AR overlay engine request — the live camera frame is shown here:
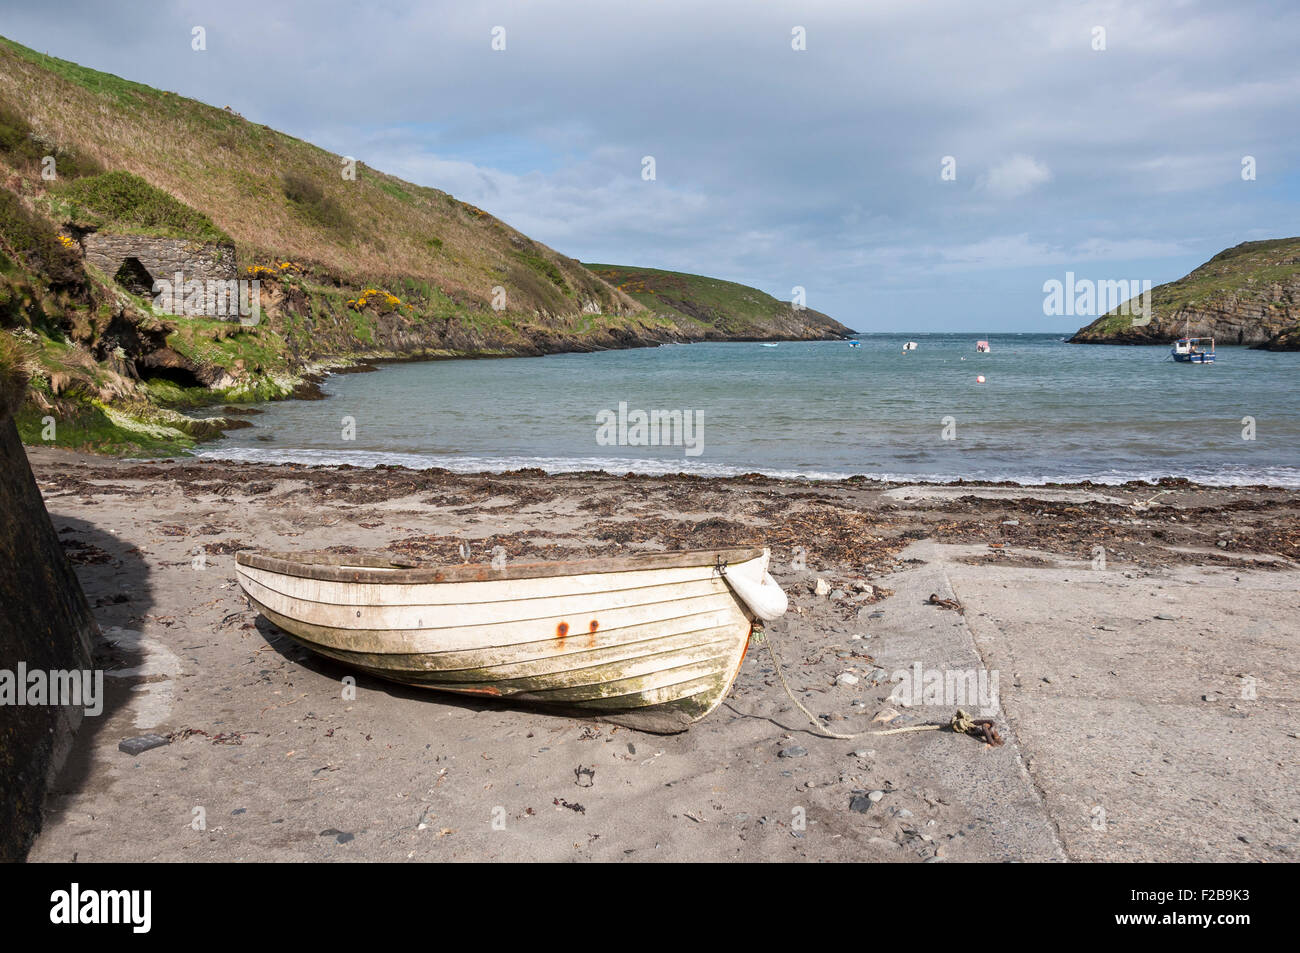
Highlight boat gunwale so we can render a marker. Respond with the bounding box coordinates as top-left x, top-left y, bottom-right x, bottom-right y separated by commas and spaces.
235, 546, 766, 585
